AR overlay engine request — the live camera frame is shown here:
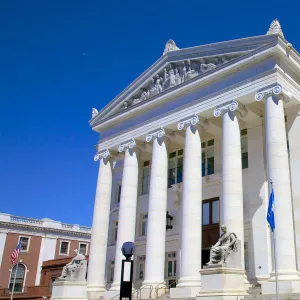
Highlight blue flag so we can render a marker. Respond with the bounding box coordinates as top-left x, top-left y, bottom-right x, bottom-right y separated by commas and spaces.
267, 188, 275, 231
